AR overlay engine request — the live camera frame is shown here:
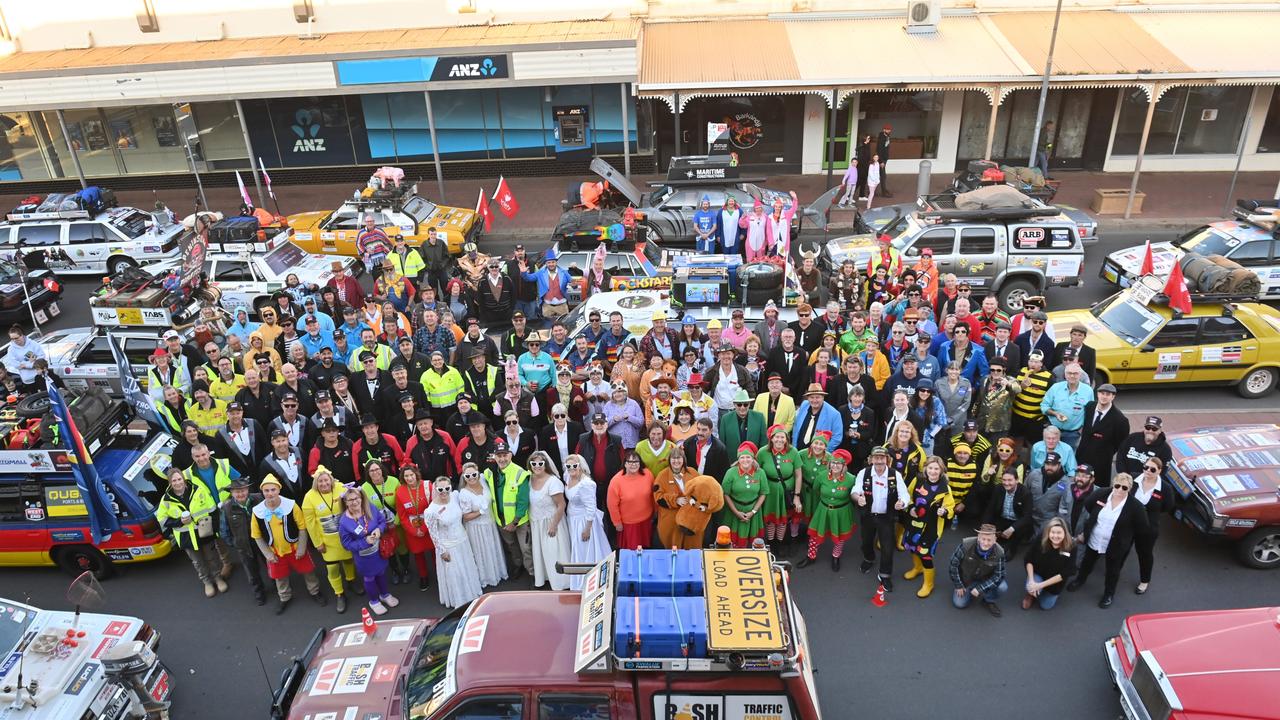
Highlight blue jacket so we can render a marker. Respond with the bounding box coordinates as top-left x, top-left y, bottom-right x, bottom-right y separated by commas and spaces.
521, 266, 572, 302
938, 341, 990, 385
227, 306, 259, 345
298, 331, 337, 358
339, 320, 373, 341
791, 401, 843, 452
296, 310, 335, 334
